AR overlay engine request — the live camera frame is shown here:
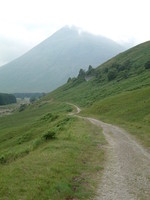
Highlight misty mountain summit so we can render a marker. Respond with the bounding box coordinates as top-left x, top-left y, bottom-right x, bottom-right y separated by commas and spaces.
0, 26, 125, 92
